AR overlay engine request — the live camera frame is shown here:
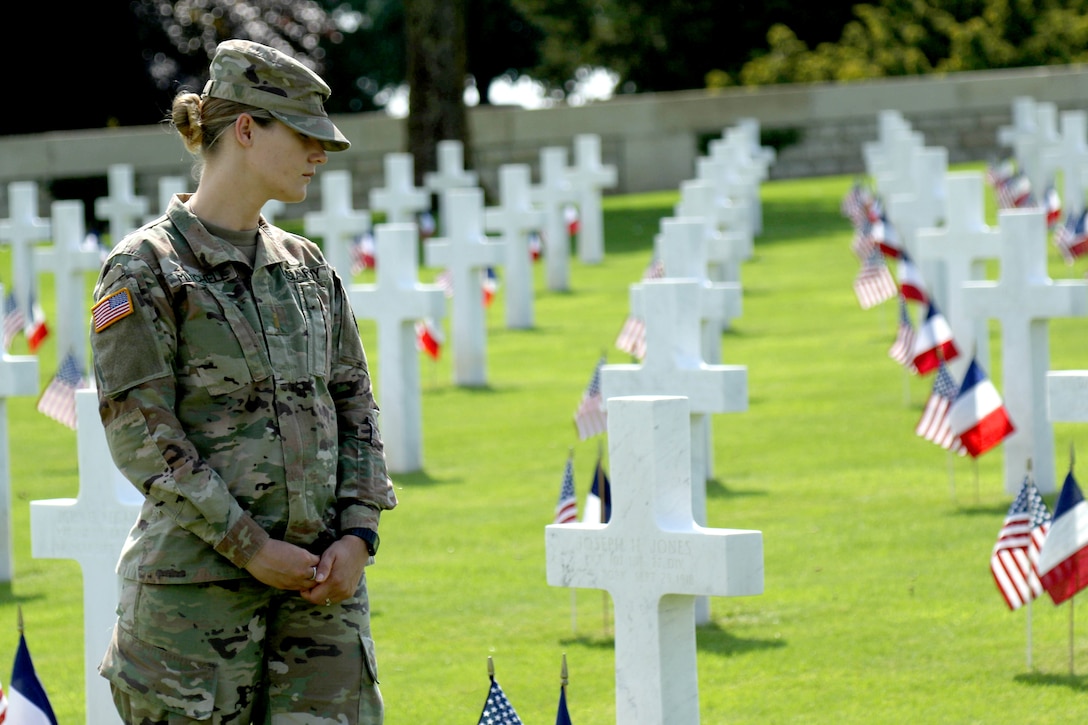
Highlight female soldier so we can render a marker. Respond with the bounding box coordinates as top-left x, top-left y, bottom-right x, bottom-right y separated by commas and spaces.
91, 39, 397, 724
